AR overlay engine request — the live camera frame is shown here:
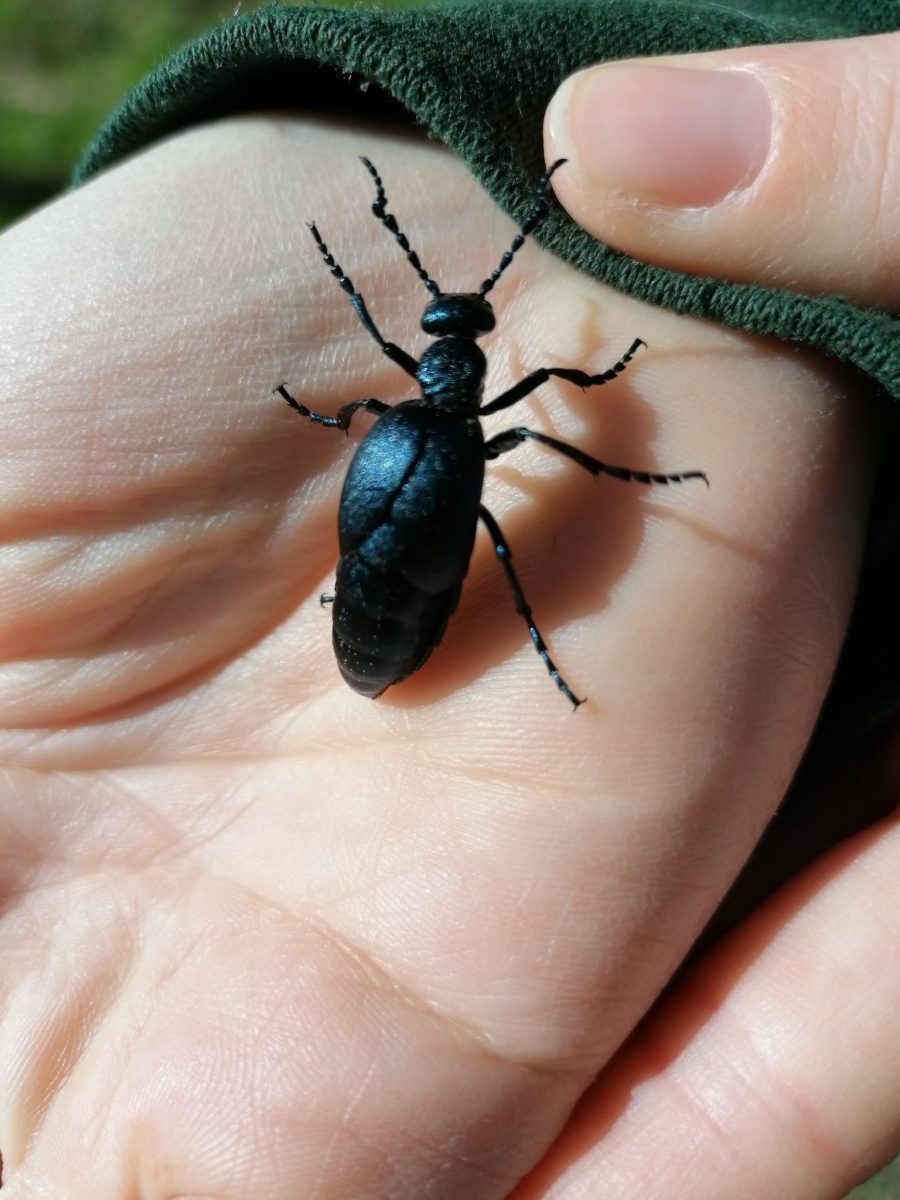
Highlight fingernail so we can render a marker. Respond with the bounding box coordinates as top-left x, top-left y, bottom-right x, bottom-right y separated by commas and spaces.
548, 64, 771, 207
